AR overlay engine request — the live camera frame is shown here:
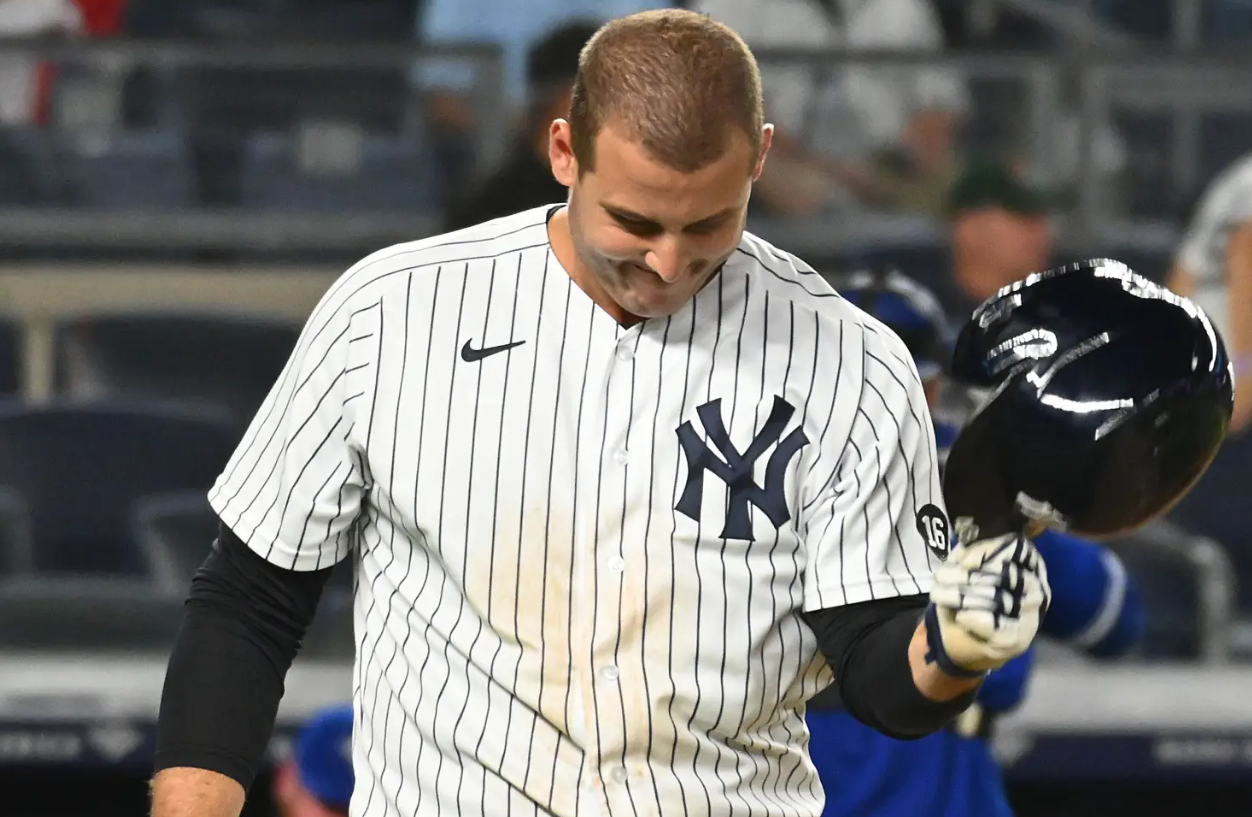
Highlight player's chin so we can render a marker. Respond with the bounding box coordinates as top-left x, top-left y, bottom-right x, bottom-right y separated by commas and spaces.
619, 287, 687, 319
